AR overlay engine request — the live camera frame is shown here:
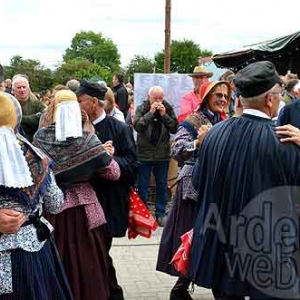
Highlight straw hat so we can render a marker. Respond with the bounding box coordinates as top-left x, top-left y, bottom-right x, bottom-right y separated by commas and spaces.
189, 66, 213, 78
200, 81, 232, 103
